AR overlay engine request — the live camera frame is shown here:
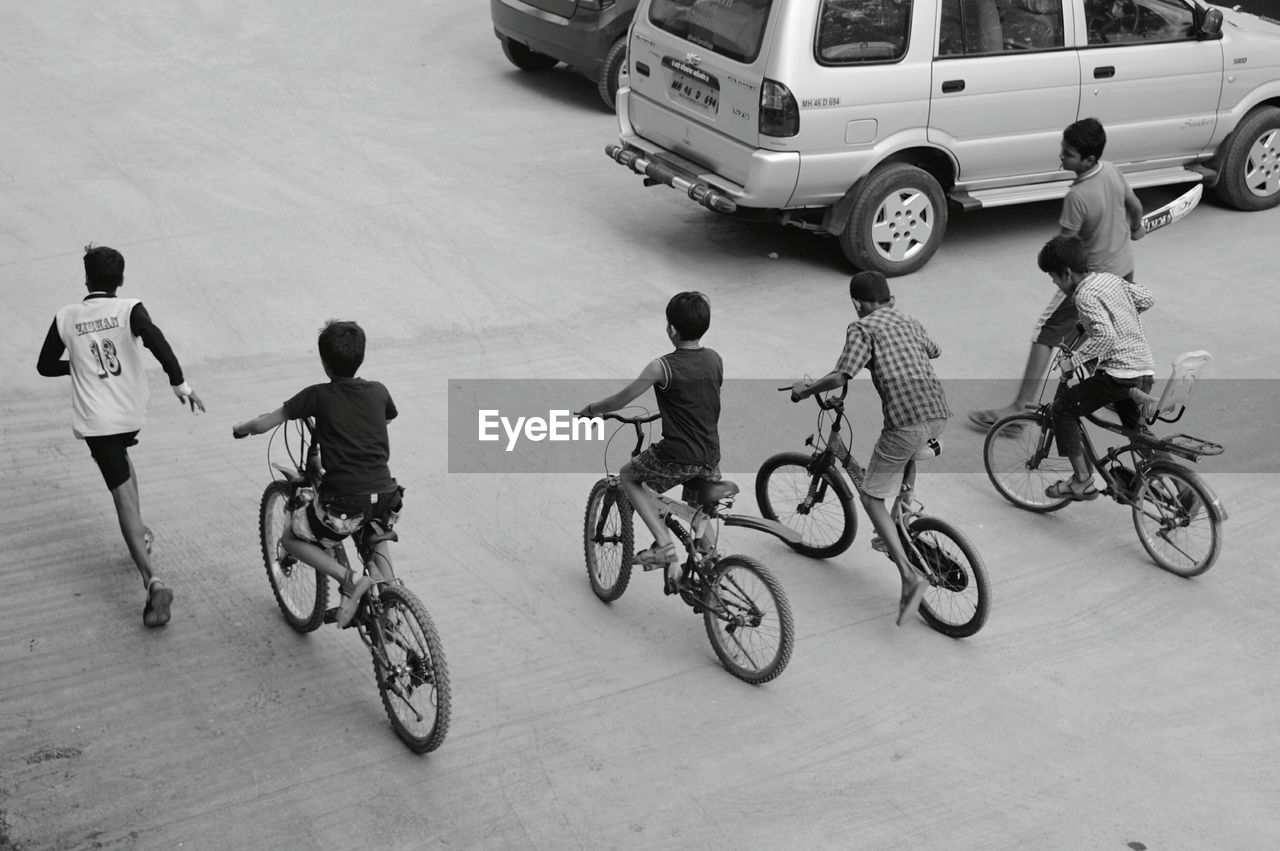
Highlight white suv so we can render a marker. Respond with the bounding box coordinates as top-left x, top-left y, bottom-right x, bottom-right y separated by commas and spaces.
607, 0, 1280, 275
